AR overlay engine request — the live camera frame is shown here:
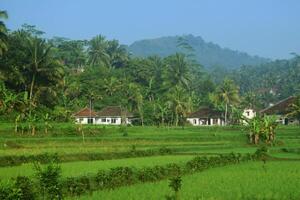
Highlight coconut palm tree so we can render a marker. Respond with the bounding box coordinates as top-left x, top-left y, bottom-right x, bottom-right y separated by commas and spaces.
88, 35, 110, 67
212, 78, 240, 125
0, 10, 8, 56
25, 37, 64, 113
164, 53, 190, 89
167, 85, 190, 126
106, 40, 128, 68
